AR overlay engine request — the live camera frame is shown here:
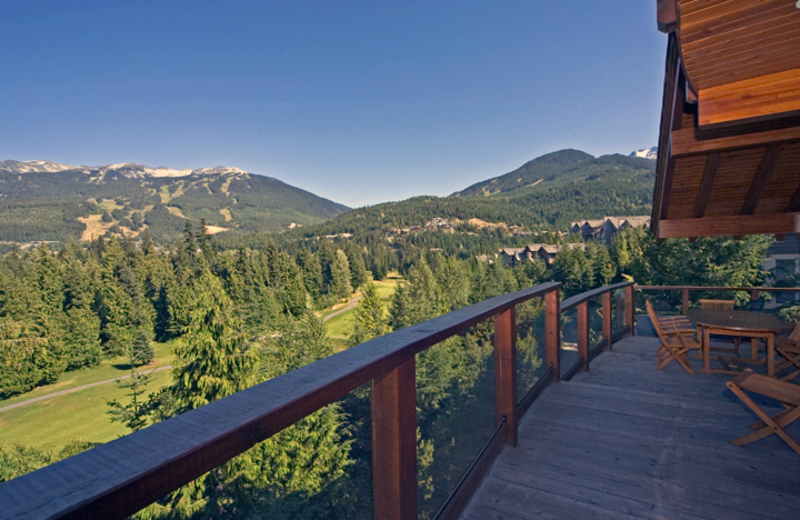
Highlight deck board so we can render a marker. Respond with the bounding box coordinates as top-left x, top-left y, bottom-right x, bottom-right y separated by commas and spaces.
460, 336, 800, 520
